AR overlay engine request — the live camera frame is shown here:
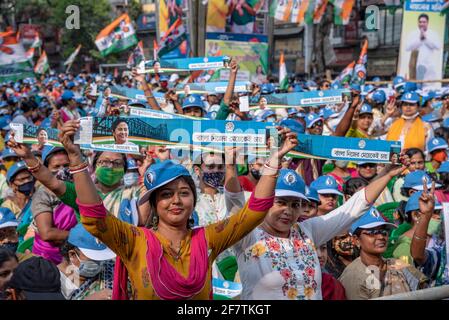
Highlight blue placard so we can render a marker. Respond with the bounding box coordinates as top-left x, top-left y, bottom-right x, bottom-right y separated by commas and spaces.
139, 56, 228, 73
405, 0, 446, 12
175, 81, 251, 95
